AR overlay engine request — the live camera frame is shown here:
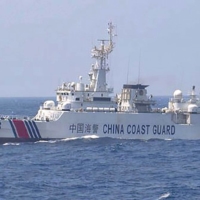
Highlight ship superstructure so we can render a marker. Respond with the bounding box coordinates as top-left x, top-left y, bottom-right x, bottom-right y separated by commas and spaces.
118, 84, 155, 113
34, 22, 155, 121
49, 22, 117, 113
